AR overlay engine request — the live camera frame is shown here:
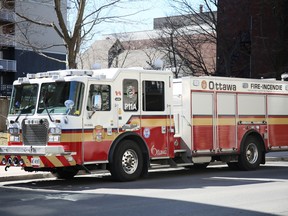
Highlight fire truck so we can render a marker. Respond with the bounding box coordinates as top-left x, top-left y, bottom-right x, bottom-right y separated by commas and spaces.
1, 68, 288, 181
